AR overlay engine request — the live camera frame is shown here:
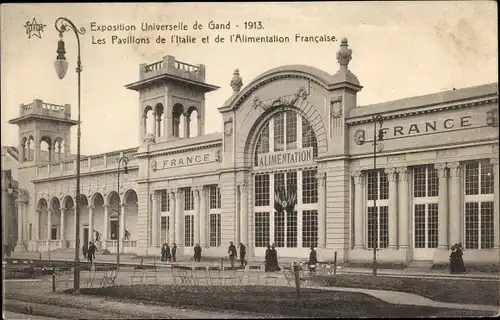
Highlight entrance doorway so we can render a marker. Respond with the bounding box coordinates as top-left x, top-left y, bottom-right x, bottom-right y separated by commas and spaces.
83, 227, 89, 246
413, 203, 438, 260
